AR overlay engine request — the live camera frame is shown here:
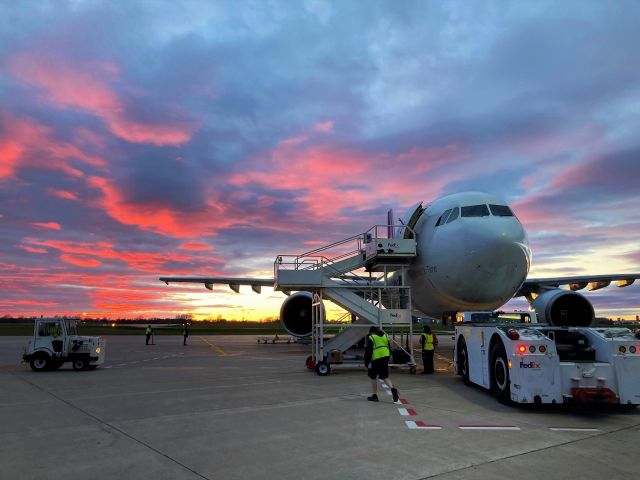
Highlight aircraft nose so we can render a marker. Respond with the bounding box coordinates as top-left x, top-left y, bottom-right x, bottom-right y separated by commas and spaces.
452, 219, 530, 305
469, 219, 531, 303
